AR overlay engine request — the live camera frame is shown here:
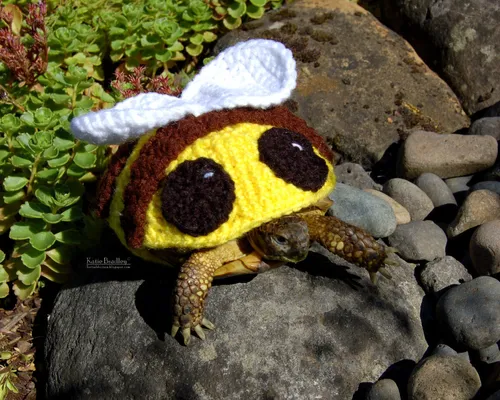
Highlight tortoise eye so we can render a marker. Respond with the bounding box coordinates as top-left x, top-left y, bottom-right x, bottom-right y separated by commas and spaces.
258, 128, 328, 192
161, 158, 235, 236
